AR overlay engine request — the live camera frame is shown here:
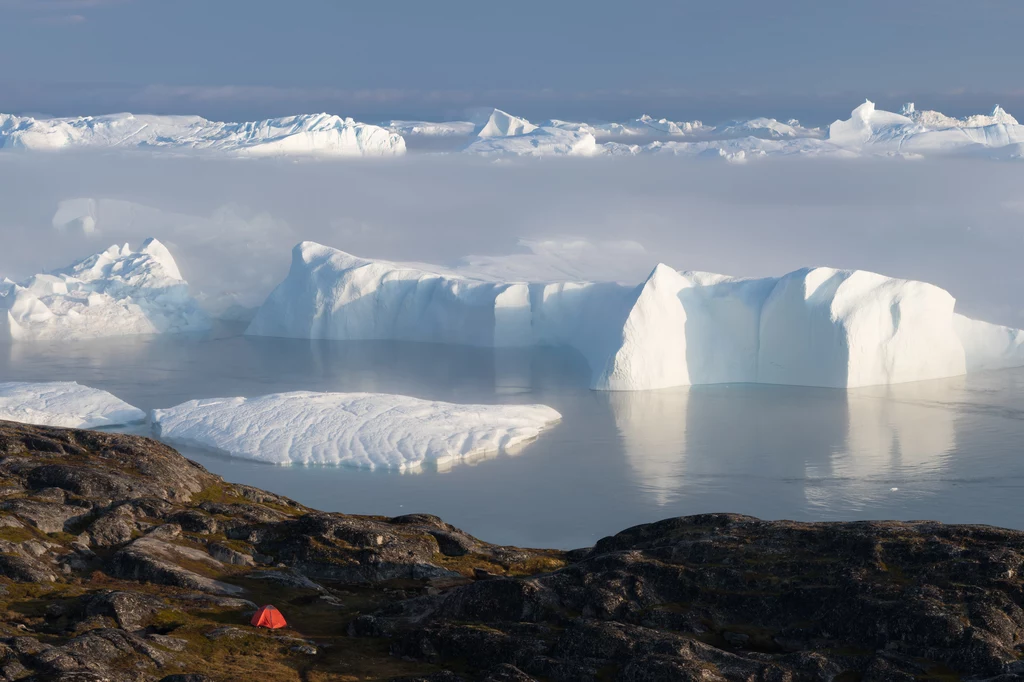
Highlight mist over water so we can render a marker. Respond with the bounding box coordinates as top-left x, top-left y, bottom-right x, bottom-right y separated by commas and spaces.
2, 153, 1024, 326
